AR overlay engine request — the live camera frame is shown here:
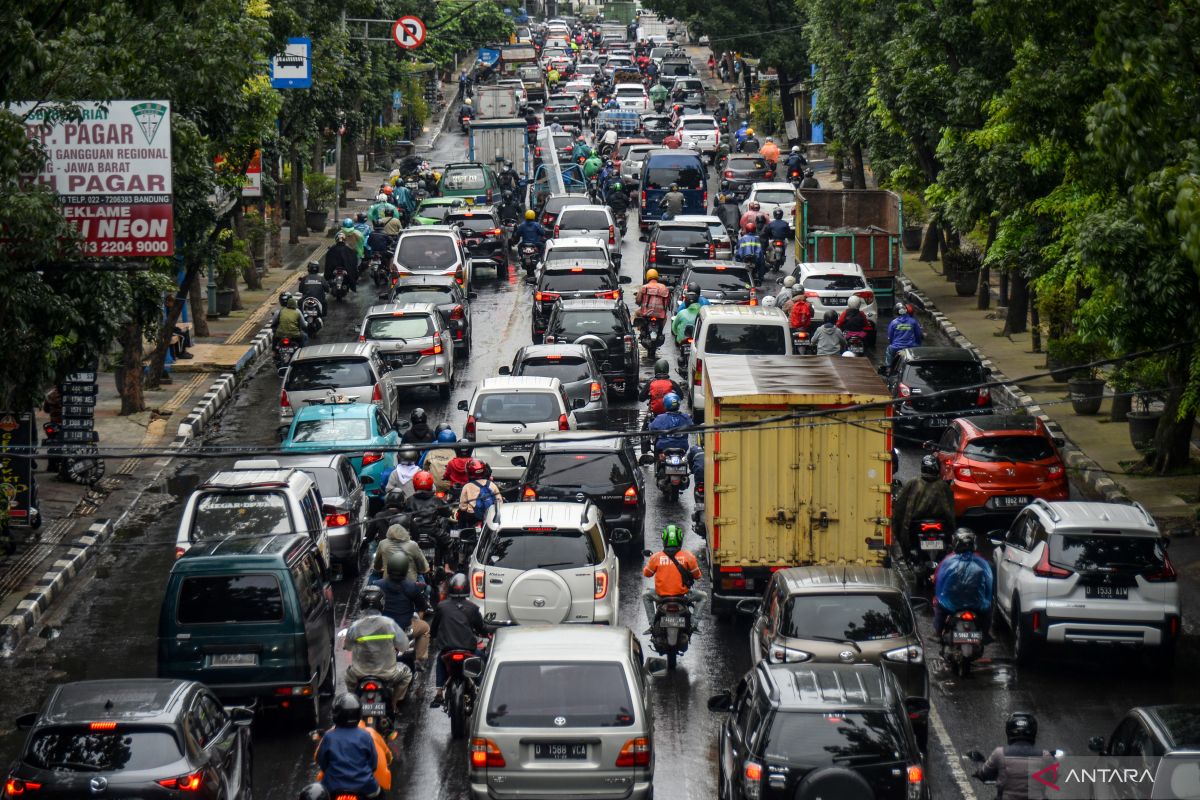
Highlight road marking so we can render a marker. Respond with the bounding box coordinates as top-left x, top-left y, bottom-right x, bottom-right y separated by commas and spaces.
930, 701, 979, 800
